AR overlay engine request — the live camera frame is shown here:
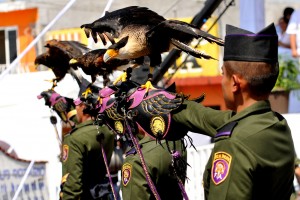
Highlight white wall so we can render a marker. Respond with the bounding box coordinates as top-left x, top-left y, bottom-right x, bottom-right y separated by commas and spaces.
0, 71, 80, 200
